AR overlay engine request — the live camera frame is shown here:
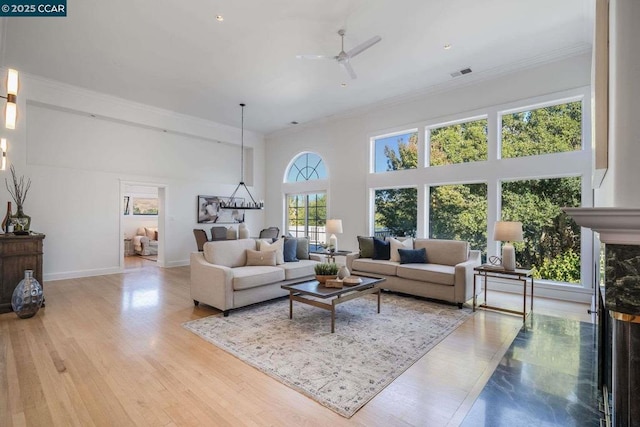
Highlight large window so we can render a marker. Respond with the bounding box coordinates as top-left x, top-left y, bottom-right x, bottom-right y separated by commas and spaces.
429, 118, 488, 166
374, 187, 417, 238
373, 131, 418, 173
429, 183, 487, 261
501, 101, 582, 159
287, 193, 327, 245
501, 177, 581, 283
367, 88, 591, 293
285, 153, 329, 245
